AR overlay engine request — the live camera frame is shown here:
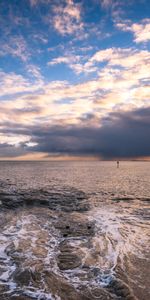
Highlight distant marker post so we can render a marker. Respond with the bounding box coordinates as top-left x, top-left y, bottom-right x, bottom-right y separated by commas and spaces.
117, 161, 119, 168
